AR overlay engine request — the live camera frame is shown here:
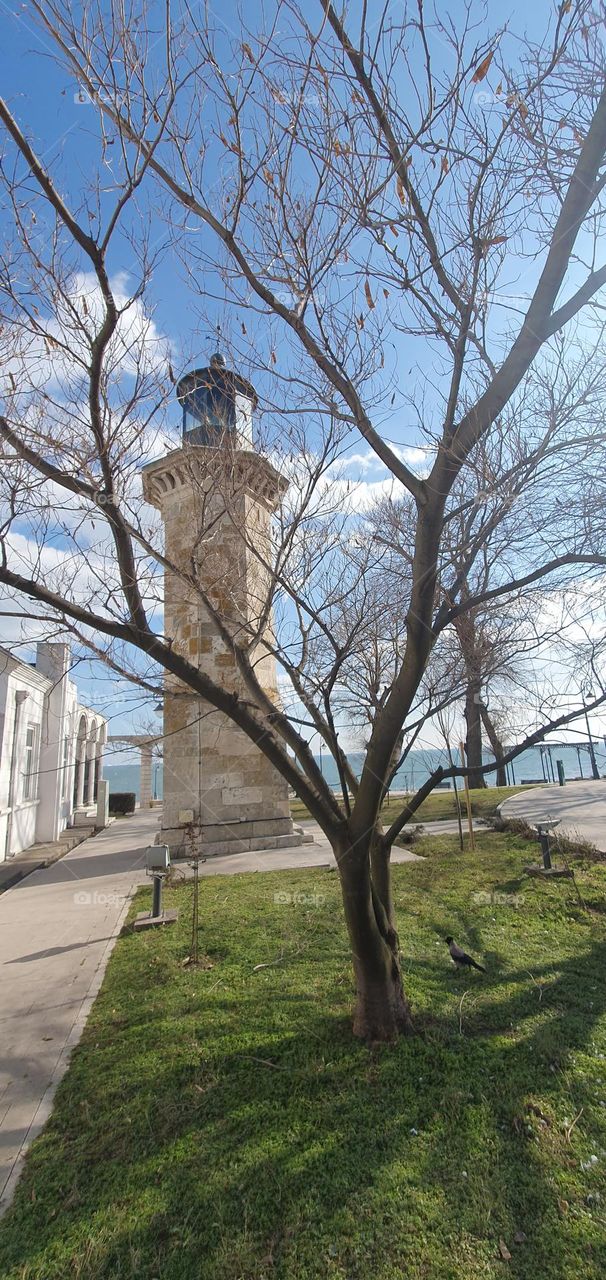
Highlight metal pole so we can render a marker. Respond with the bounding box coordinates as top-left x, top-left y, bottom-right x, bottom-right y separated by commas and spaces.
151, 874, 162, 918
583, 699, 600, 780
538, 827, 552, 870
